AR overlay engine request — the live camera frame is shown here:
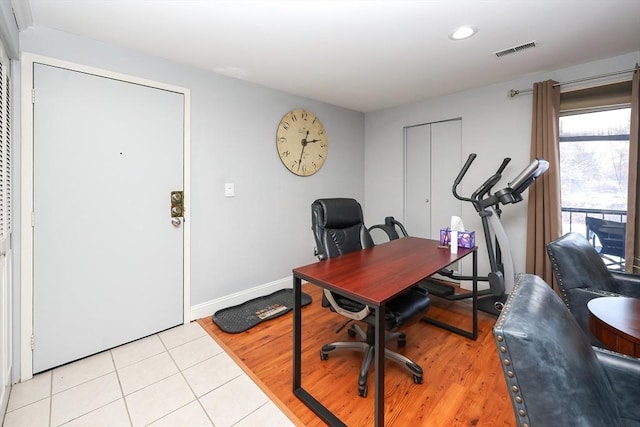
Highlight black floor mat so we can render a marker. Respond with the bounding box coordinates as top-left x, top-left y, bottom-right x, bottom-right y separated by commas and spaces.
212, 288, 312, 334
